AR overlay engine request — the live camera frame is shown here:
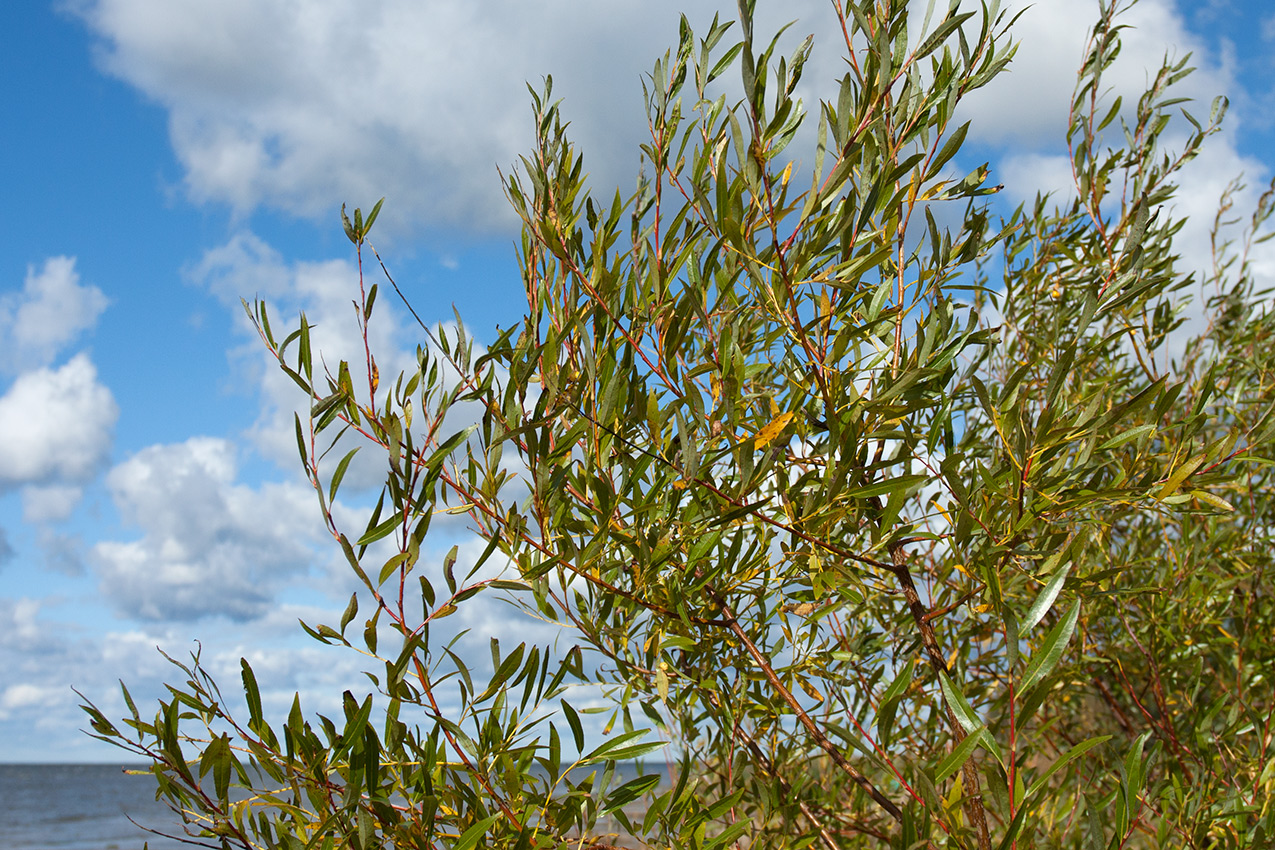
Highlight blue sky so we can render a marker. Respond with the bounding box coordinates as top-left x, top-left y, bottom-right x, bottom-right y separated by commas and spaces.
1, 0, 1272, 763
